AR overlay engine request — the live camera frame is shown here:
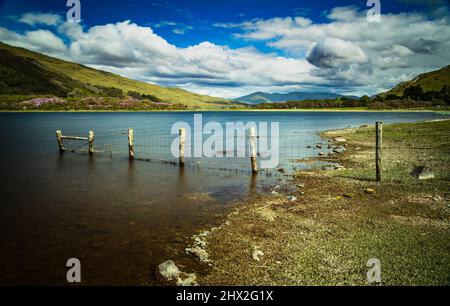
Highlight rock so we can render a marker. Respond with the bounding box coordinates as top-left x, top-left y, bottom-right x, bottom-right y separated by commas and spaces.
186, 246, 209, 262
271, 190, 280, 196
365, 188, 375, 194
297, 183, 305, 188
411, 166, 435, 180
156, 260, 180, 281
334, 165, 345, 170
334, 137, 347, 143
316, 144, 322, 149
194, 236, 207, 248
198, 230, 210, 238
306, 145, 312, 149
176, 272, 198, 286
318, 151, 324, 156
287, 195, 297, 202
333, 147, 346, 154
327, 144, 333, 149
252, 248, 264, 261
